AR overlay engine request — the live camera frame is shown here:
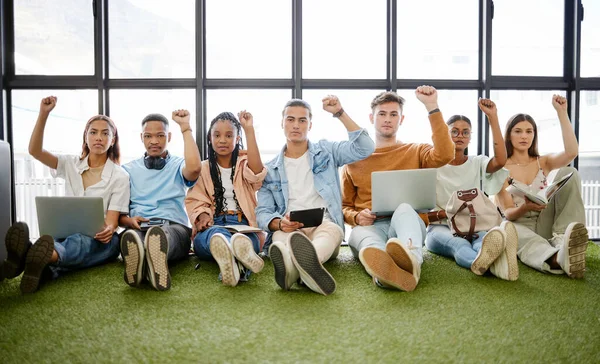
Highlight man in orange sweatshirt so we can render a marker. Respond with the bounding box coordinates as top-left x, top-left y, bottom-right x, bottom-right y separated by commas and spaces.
341, 86, 454, 291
